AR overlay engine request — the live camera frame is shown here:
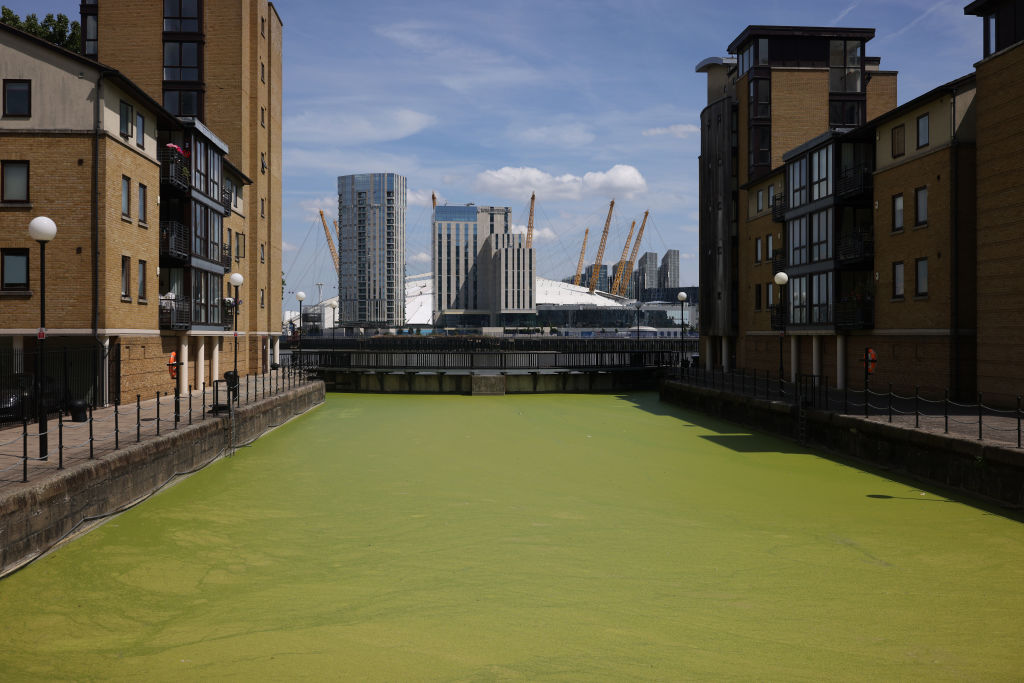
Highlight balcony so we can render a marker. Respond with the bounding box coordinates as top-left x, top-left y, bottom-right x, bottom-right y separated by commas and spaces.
837, 231, 874, 265
837, 164, 872, 198
769, 304, 786, 331
221, 243, 232, 270
159, 221, 190, 261
159, 296, 191, 330
771, 194, 787, 222
771, 249, 785, 276
834, 299, 875, 330
220, 187, 232, 216
159, 148, 190, 192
